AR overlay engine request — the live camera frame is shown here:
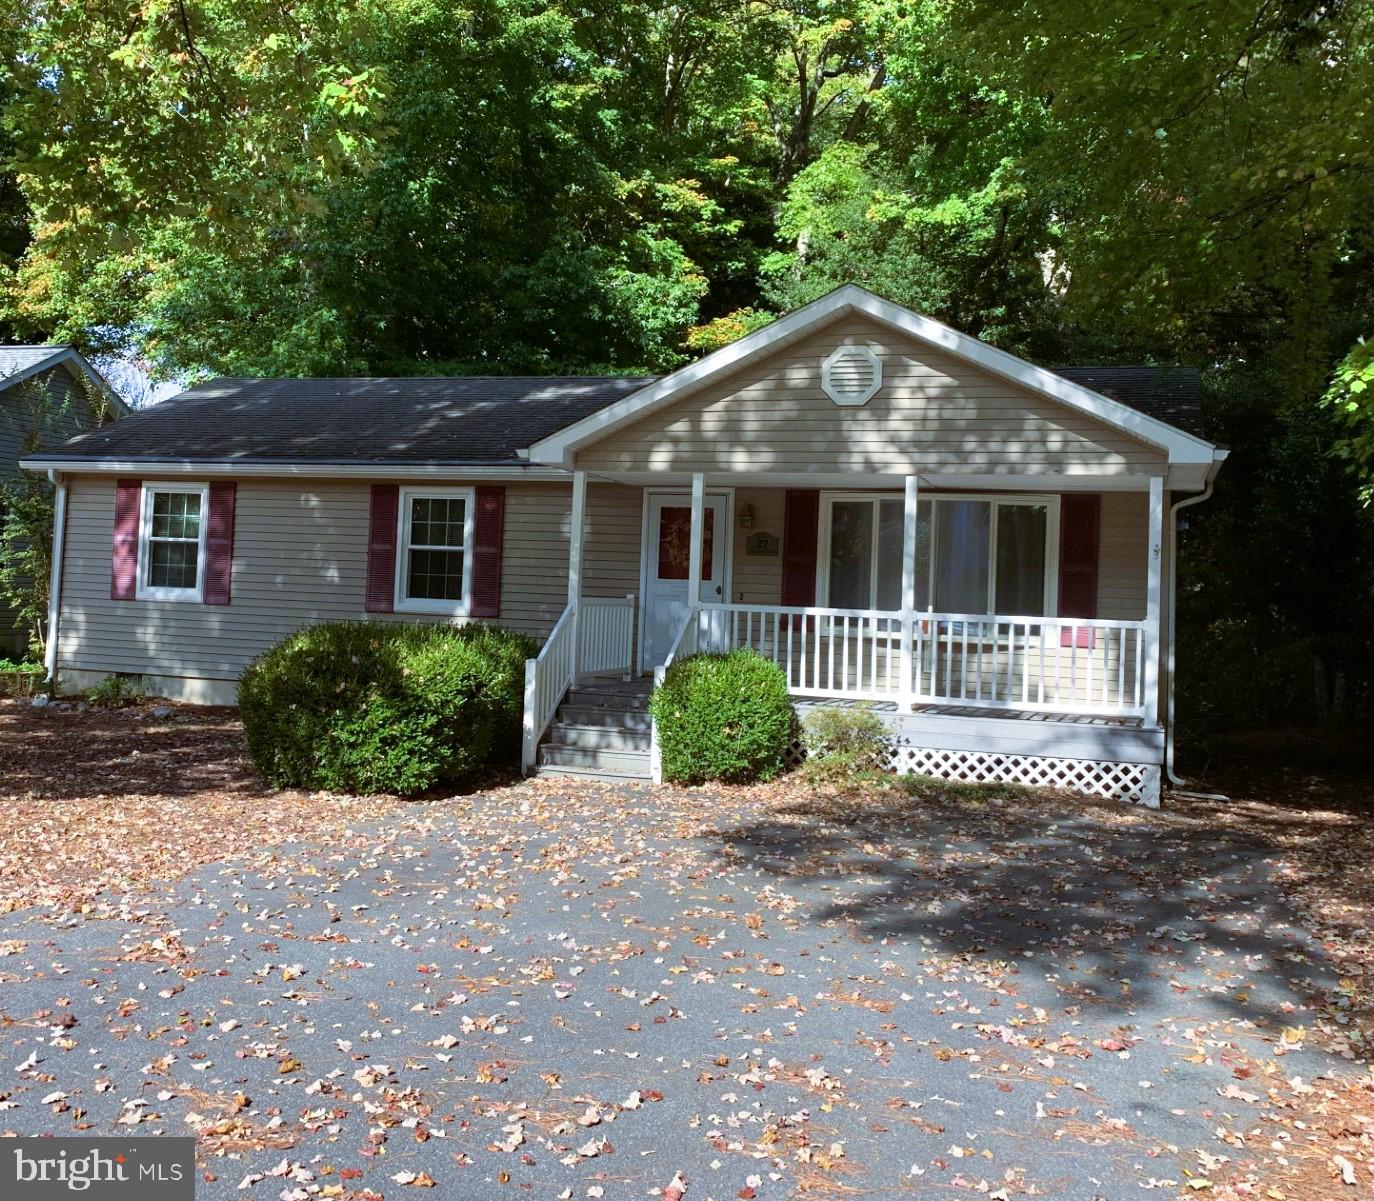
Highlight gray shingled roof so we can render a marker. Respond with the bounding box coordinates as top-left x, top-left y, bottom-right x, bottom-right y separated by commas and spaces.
1056, 366, 1203, 437
26, 364, 1203, 465
0, 345, 71, 382
34, 376, 655, 465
